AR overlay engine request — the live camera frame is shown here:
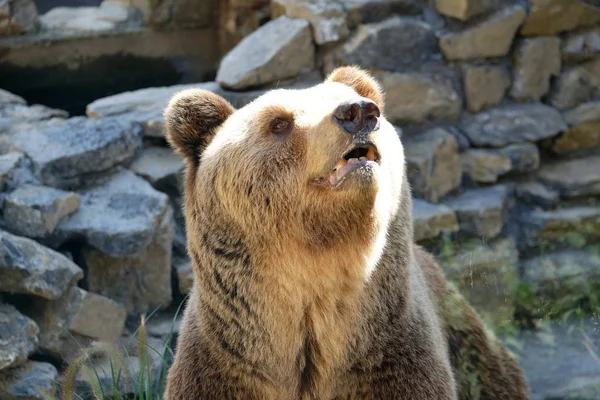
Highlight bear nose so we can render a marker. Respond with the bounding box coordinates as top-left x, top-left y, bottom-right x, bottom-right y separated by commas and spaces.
332, 99, 380, 135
